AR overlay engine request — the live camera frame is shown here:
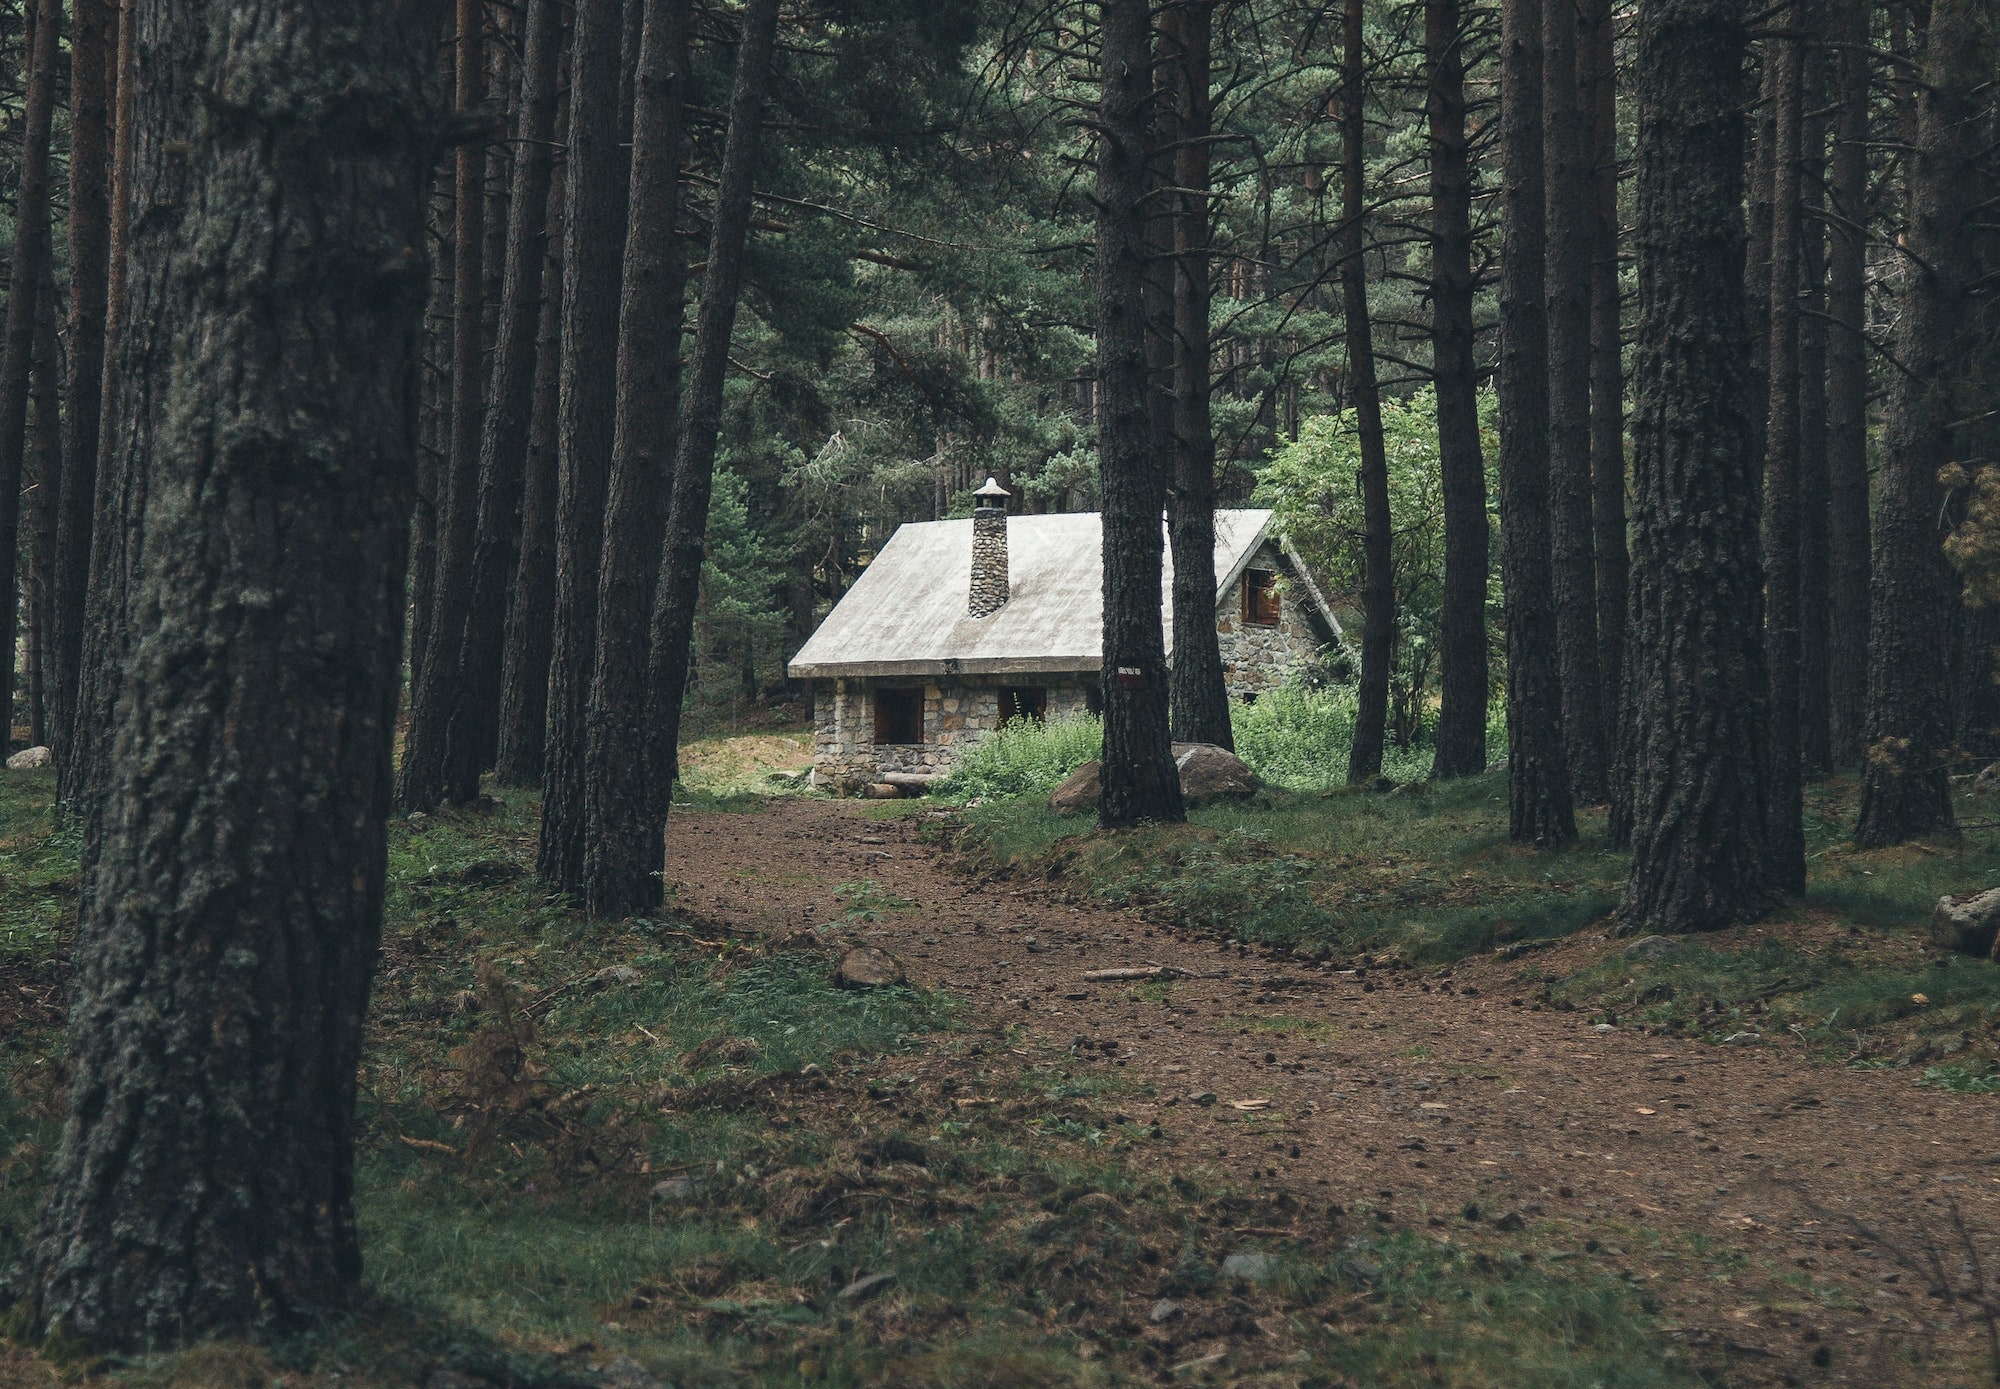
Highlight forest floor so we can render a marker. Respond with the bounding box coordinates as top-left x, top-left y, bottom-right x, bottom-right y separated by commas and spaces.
3, 756, 1999, 1388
